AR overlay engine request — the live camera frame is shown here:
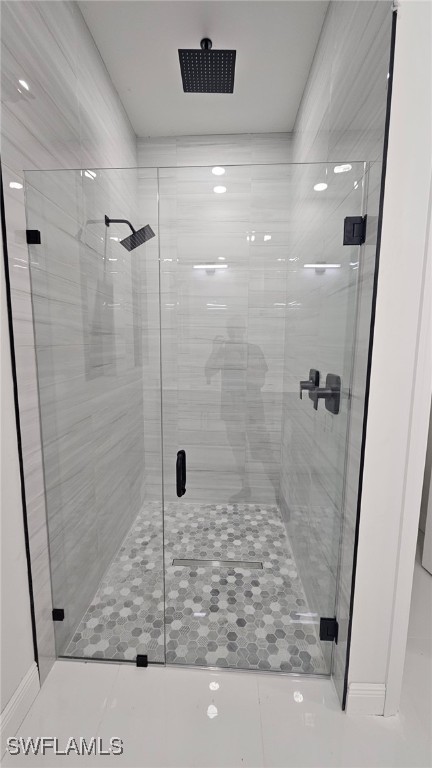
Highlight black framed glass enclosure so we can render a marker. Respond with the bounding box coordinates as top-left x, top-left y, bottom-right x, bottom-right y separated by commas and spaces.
25, 161, 367, 674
